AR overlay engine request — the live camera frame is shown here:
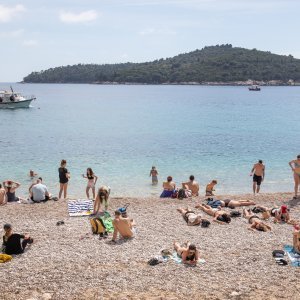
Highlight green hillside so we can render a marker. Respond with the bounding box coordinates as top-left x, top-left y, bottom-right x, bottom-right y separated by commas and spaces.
23, 44, 300, 84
